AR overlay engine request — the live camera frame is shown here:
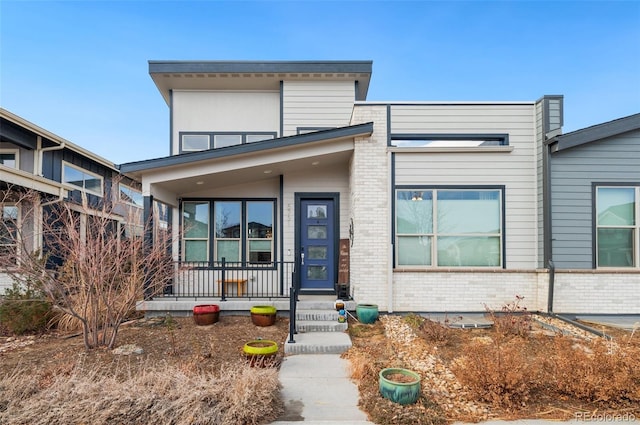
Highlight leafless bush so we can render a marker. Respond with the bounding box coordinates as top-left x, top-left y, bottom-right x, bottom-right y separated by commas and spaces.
0, 362, 282, 425
547, 336, 640, 406
451, 338, 543, 409
486, 295, 532, 338
0, 185, 173, 349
